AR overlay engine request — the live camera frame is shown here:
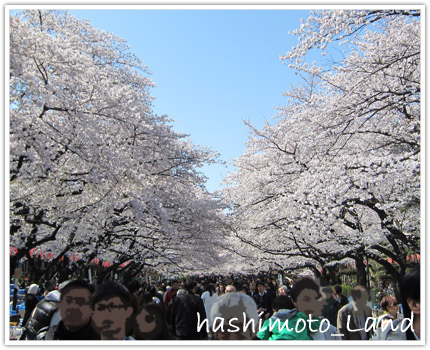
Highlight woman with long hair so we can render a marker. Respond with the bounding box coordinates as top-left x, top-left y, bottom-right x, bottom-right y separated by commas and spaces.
201, 284, 218, 324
